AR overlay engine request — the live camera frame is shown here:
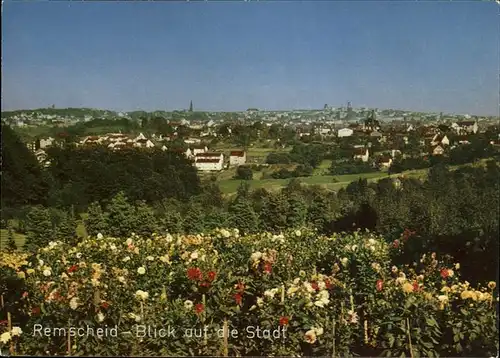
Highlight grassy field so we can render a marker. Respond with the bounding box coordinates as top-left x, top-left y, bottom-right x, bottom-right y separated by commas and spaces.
0, 221, 87, 252
0, 229, 27, 251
